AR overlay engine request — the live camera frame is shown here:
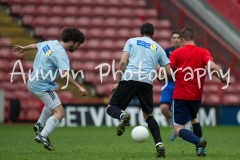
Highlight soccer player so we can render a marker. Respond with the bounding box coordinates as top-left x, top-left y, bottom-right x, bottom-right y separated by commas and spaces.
159, 31, 185, 141
106, 23, 172, 158
169, 27, 229, 156
12, 27, 88, 151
